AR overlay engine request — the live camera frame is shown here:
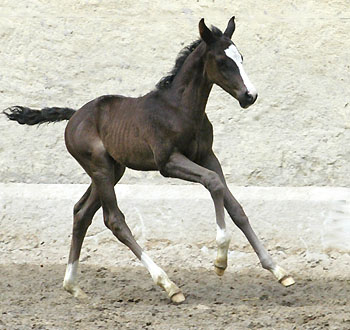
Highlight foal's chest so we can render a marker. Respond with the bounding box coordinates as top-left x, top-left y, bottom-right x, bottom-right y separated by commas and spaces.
180, 119, 214, 162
